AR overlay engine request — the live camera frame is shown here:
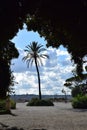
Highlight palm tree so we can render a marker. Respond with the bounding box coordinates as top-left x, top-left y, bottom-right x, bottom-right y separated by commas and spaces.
22, 42, 49, 100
